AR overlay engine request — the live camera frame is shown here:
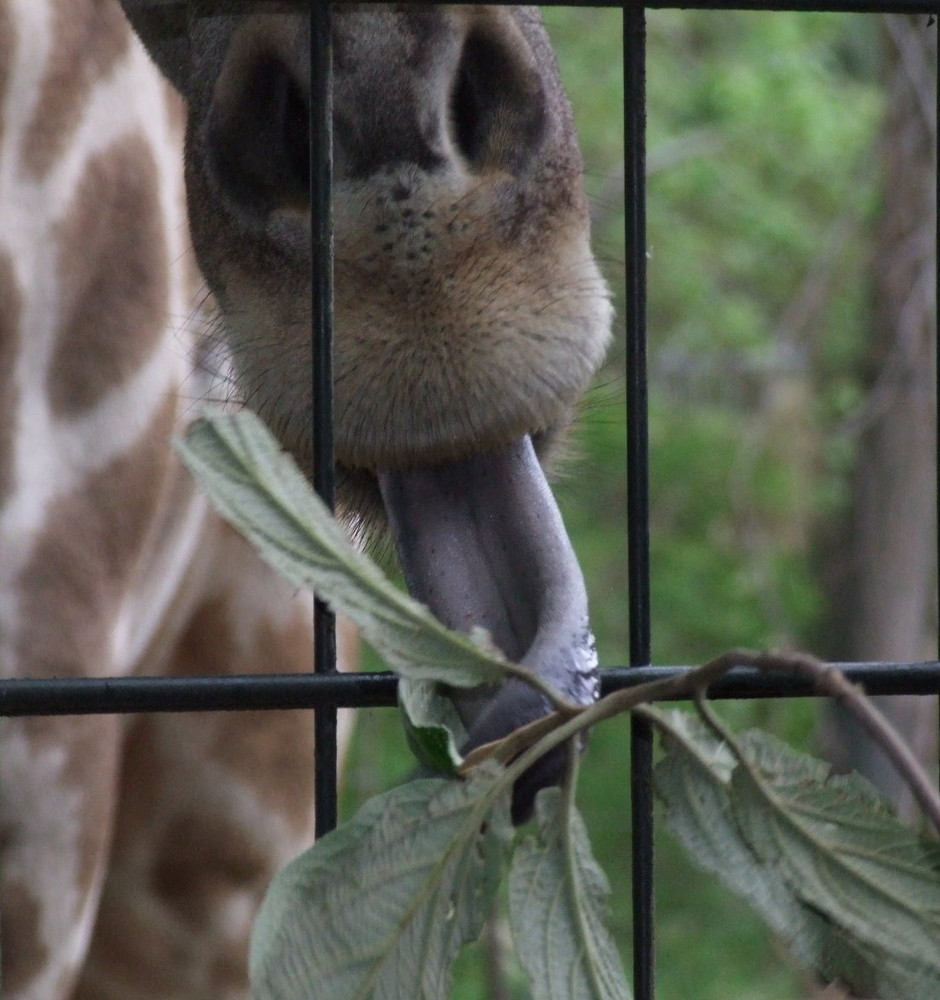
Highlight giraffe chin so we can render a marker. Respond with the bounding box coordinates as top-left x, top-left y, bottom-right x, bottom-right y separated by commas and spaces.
377, 435, 598, 823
